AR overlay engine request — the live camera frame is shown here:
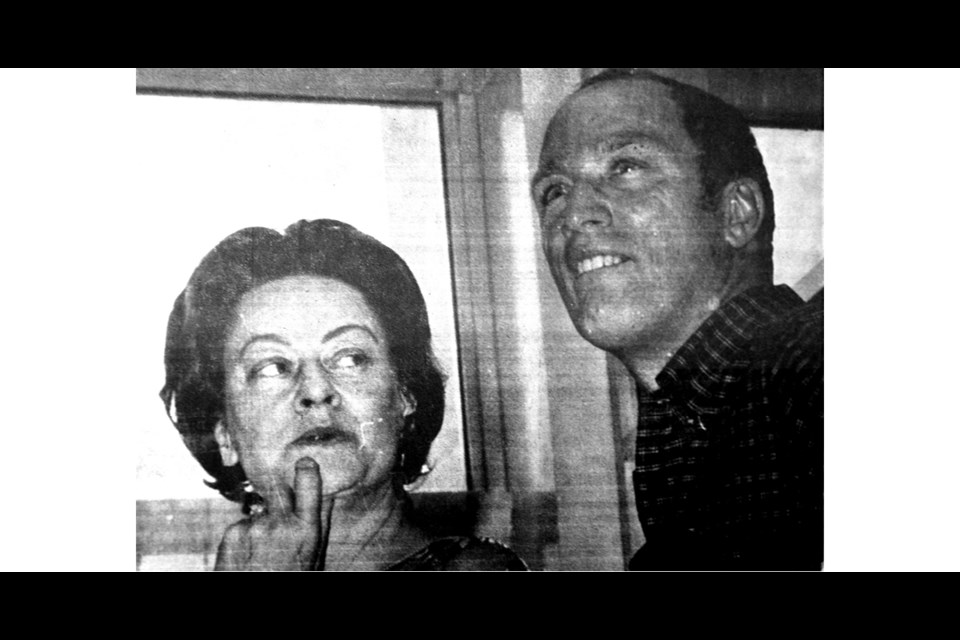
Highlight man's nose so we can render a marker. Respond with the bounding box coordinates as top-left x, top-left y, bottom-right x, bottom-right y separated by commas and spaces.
562, 182, 613, 232
294, 362, 340, 412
